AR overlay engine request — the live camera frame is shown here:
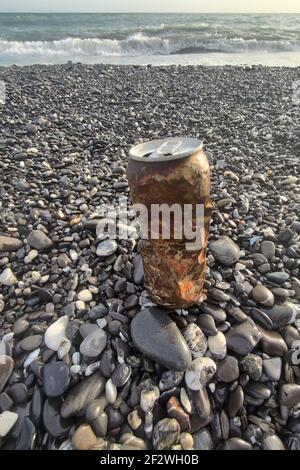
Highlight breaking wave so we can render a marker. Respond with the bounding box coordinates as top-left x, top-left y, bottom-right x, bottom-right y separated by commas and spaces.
0, 32, 299, 58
